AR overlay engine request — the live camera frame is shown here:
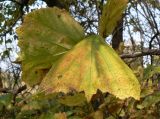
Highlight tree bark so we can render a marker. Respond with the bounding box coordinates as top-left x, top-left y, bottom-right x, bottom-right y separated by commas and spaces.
112, 16, 123, 51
